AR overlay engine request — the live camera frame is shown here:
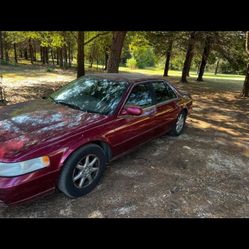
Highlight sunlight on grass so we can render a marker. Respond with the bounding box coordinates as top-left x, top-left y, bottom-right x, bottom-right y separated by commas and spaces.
119, 66, 245, 81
